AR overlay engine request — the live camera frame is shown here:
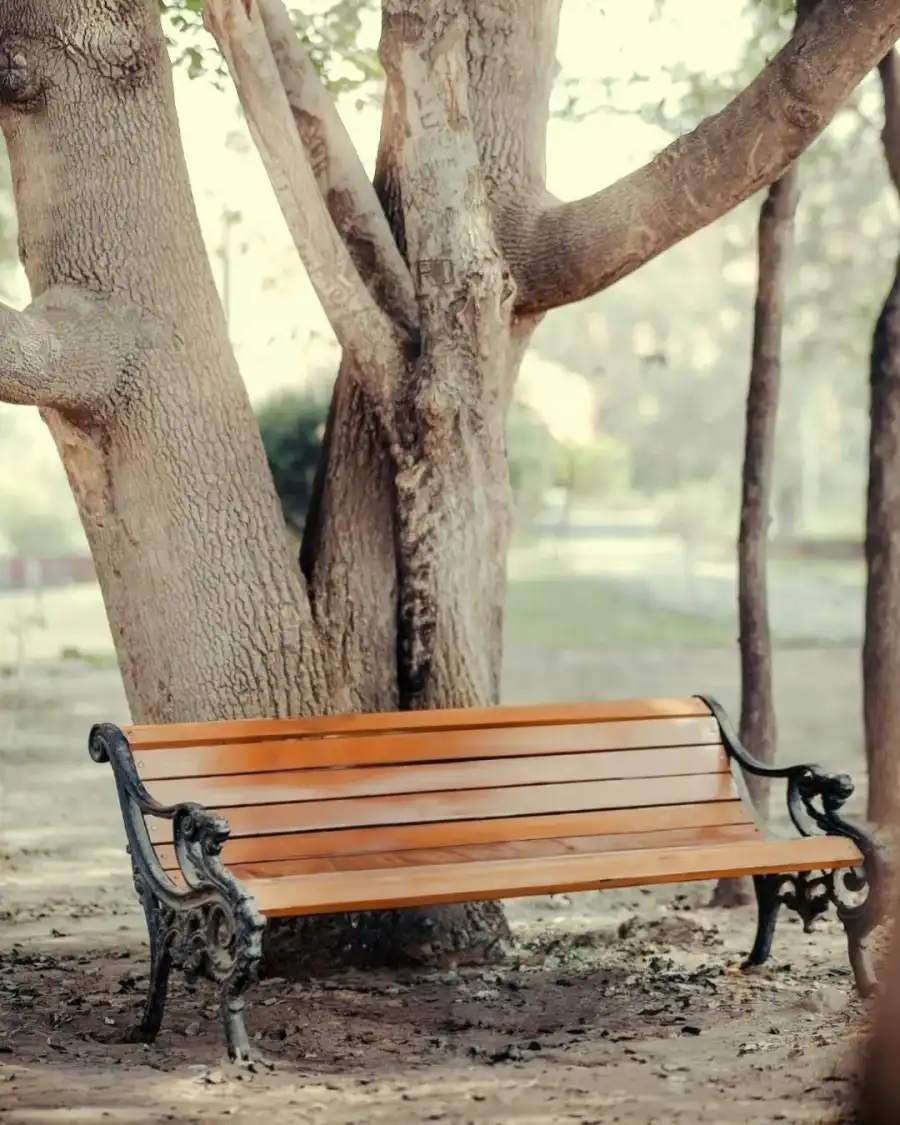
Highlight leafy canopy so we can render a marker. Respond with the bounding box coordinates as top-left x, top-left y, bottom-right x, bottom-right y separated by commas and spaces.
159, 0, 379, 94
